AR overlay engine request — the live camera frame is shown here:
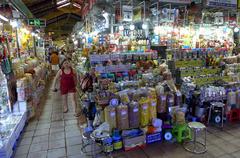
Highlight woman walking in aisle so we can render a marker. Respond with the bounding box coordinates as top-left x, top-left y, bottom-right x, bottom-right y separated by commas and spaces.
53, 58, 80, 117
